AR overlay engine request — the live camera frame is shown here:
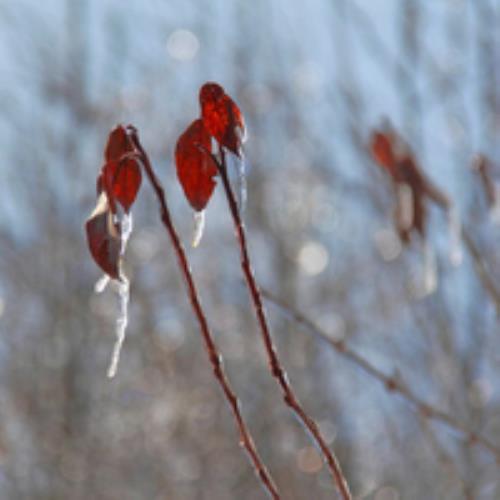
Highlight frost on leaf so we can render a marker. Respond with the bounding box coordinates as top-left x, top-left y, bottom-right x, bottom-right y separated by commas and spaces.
86, 124, 143, 378
175, 118, 217, 212
85, 192, 122, 280
199, 82, 246, 157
